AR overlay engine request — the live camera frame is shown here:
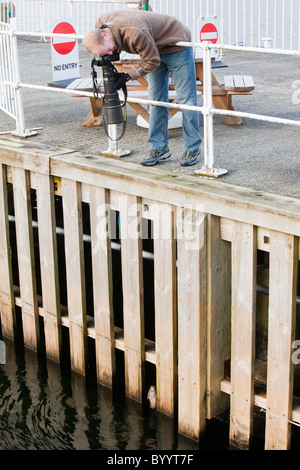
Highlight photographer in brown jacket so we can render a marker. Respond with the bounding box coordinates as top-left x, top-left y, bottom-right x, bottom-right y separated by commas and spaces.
84, 9, 202, 166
